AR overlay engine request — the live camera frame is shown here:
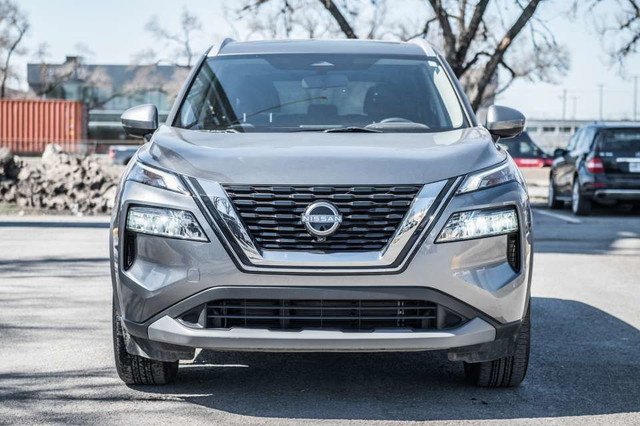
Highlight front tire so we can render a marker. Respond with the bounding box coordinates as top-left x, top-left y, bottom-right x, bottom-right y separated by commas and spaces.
463, 302, 530, 388
113, 298, 179, 385
571, 180, 592, 216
